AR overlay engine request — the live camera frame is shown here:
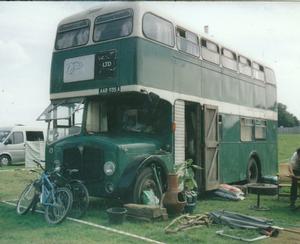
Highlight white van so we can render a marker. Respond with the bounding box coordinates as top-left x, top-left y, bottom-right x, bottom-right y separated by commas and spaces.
0, 125, 45, 166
